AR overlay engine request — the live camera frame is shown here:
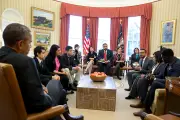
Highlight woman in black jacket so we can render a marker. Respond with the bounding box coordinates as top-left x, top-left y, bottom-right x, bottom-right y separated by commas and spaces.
44, 44, 71, 92
130, 48, 140, 67
85, 46, 97, 74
